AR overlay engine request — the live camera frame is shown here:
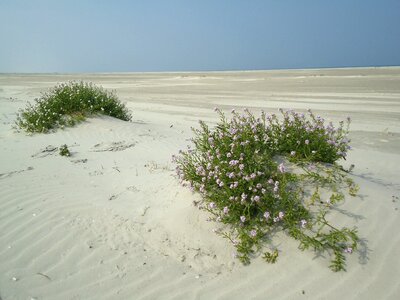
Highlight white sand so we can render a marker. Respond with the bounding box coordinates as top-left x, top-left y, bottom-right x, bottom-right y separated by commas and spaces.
0, 67, 399, 300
